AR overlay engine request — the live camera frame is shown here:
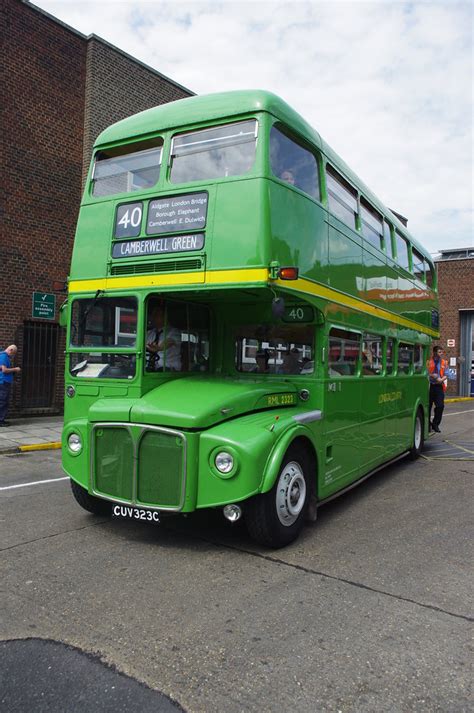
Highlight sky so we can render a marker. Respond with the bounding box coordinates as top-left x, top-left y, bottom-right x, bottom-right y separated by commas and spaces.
32, 0, 473, 256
